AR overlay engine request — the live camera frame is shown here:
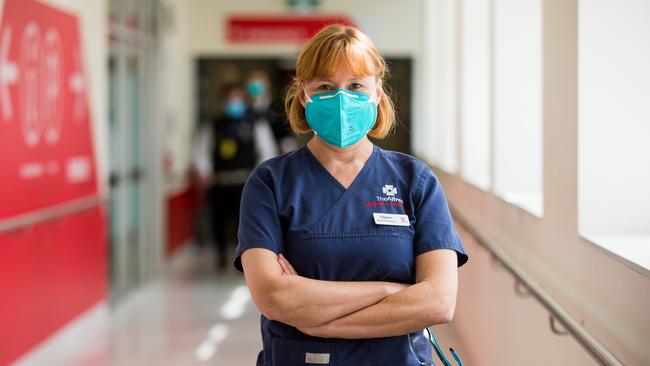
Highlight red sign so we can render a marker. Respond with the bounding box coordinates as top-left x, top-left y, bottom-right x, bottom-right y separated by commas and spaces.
227, 15, 356, 43
0, 0, 98, 220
